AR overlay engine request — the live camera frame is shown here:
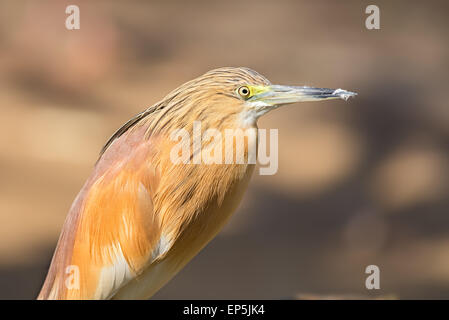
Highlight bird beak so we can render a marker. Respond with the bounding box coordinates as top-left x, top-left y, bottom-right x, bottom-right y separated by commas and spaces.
250, 85, 357, 106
